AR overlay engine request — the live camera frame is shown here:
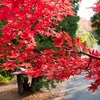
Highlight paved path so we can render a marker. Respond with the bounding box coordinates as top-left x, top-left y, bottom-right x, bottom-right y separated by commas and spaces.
60, 73, 100, 100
